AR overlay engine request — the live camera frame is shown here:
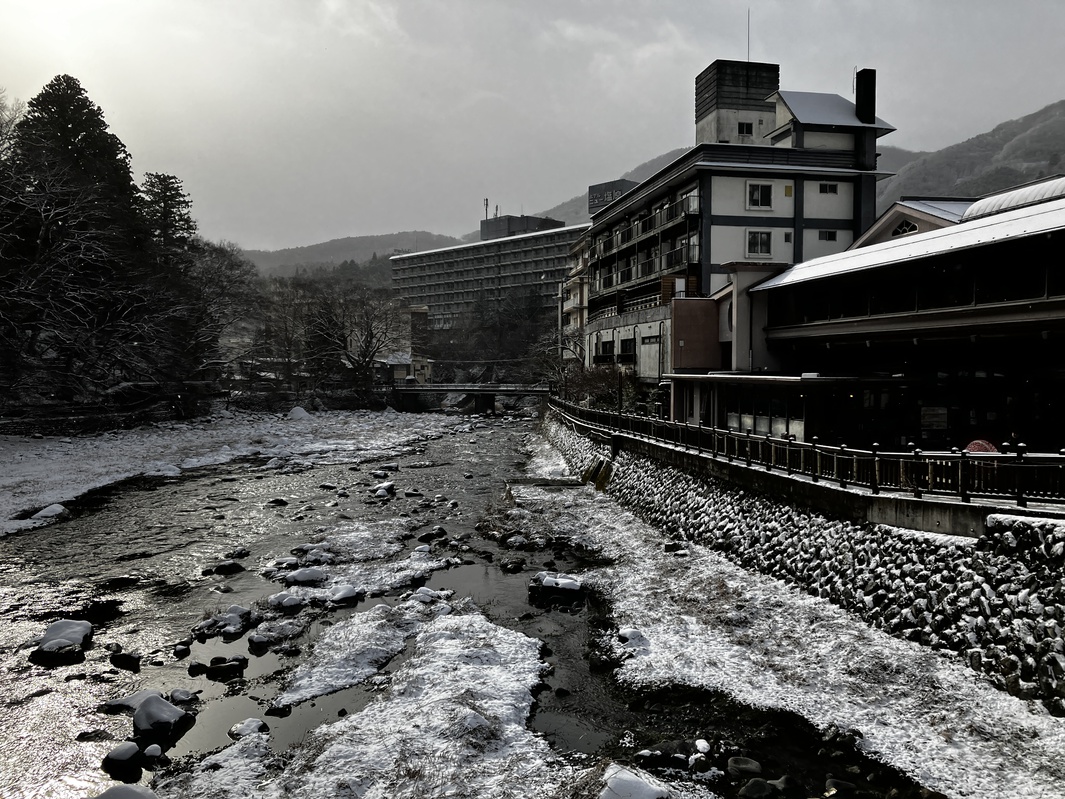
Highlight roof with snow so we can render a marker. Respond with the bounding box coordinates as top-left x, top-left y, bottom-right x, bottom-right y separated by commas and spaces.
389, 223, 591, 261
896, 198, 975, 223
754, 194, 1065, 292
961, 174, 1065, 221
771, 90, 895, 134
